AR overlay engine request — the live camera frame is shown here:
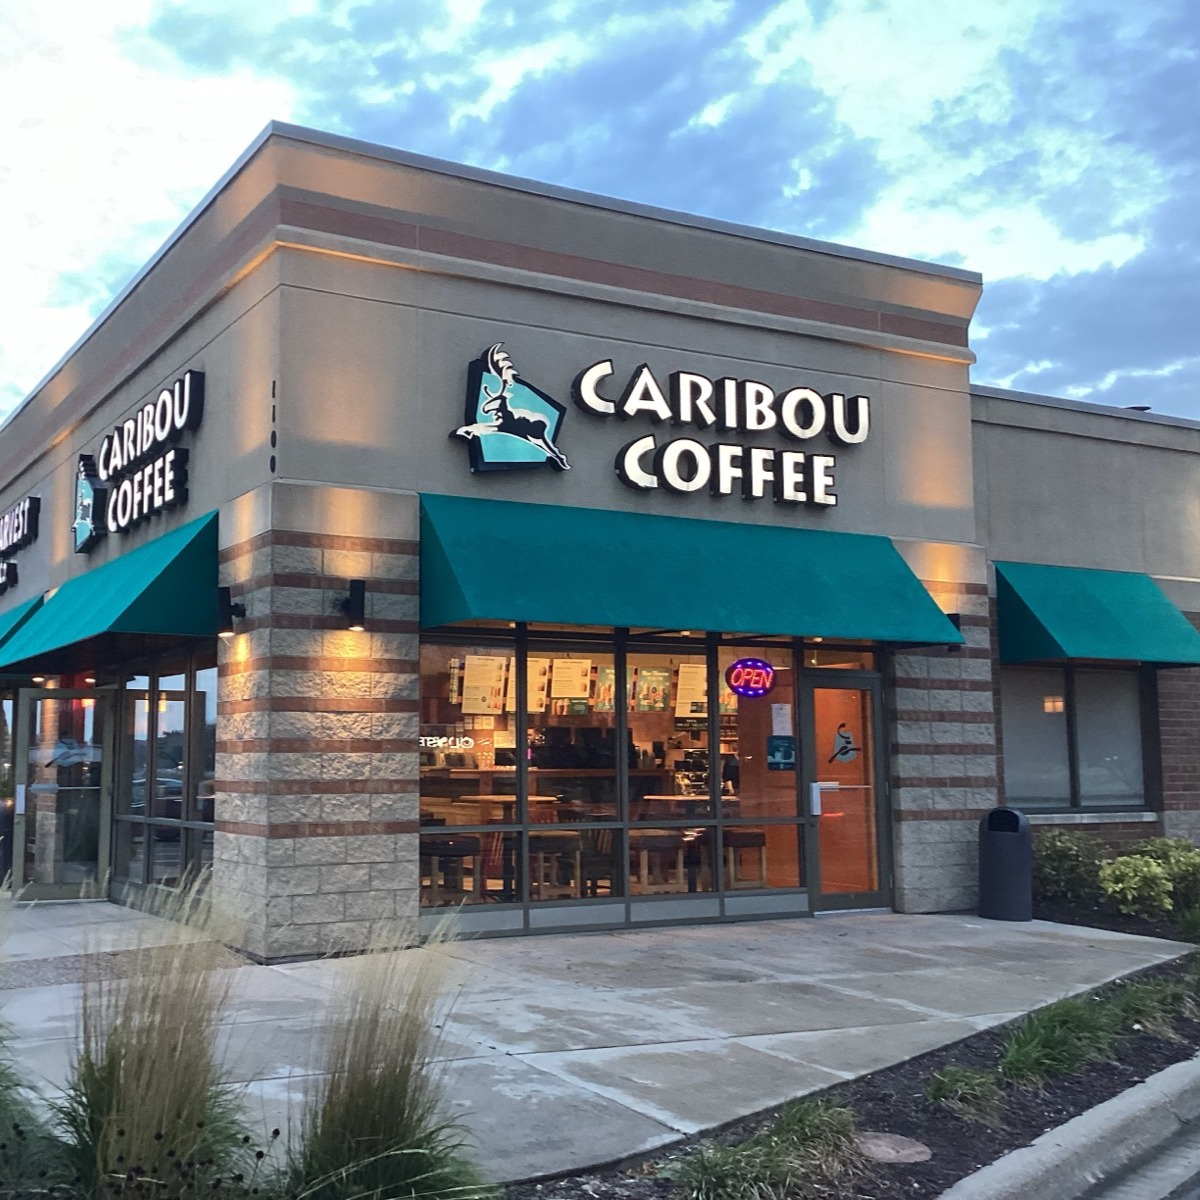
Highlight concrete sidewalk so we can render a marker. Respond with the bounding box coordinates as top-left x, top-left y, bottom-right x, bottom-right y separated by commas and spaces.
0, 902, 1190, 1180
